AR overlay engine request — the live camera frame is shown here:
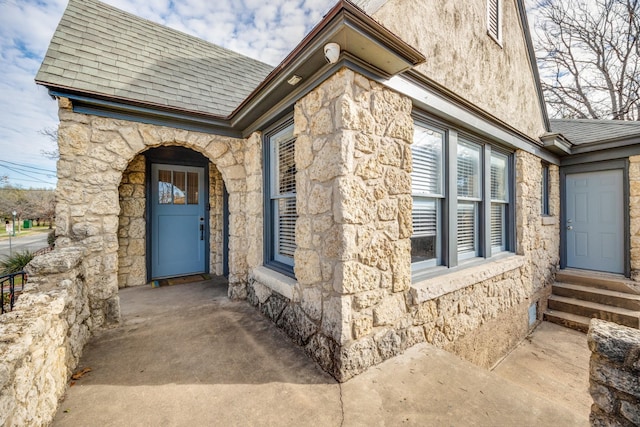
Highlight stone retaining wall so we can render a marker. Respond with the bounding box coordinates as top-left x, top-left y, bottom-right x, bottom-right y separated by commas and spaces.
588, 319, 640, 426
0, 248, 89, 427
